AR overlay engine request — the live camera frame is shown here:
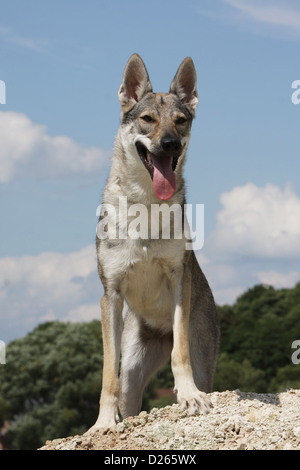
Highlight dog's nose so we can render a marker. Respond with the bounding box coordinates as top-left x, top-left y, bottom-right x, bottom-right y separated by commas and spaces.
161, 136, 182, 154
